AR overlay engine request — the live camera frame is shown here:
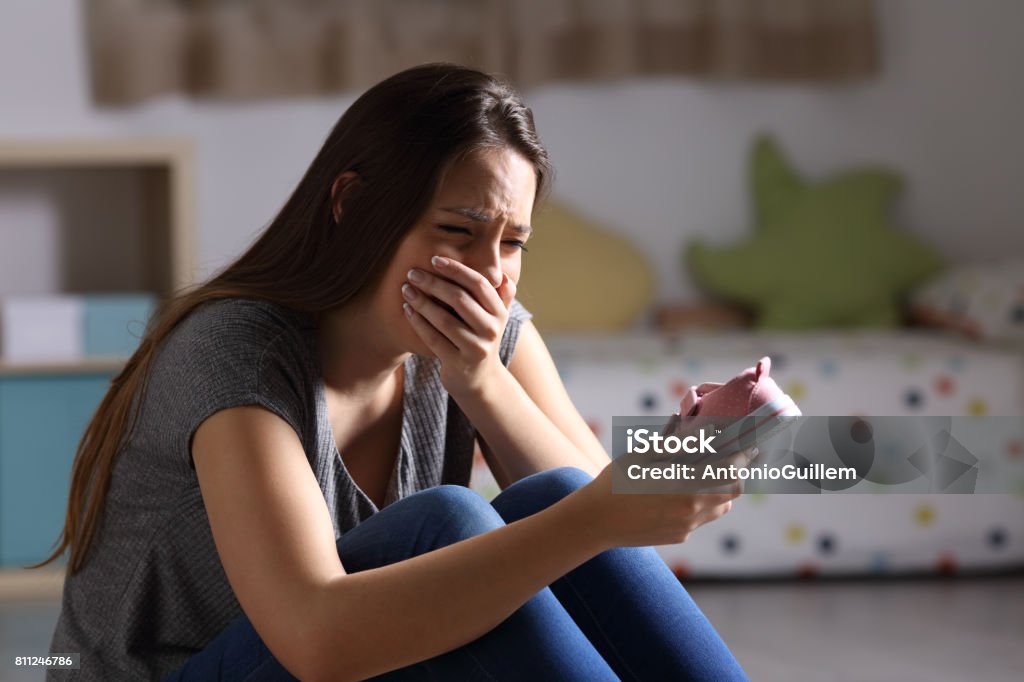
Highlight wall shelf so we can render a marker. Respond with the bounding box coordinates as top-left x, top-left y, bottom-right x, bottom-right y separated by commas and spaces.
0, 567, 64, 601
0, 137, 197, 299
0, 357, 128, 377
